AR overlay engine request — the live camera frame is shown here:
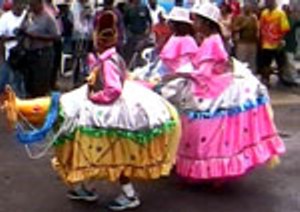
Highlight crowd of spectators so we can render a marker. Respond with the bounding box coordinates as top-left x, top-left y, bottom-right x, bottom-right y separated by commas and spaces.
0, 0, 300, 100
